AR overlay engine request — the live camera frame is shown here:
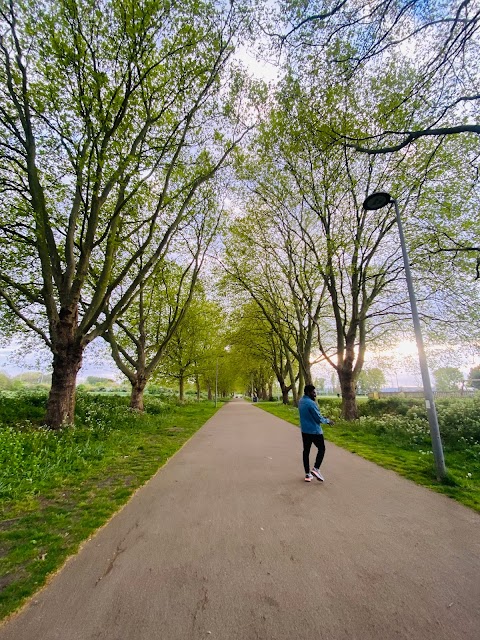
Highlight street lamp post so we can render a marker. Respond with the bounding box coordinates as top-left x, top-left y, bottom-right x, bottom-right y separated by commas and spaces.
363, 191, 447, 481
